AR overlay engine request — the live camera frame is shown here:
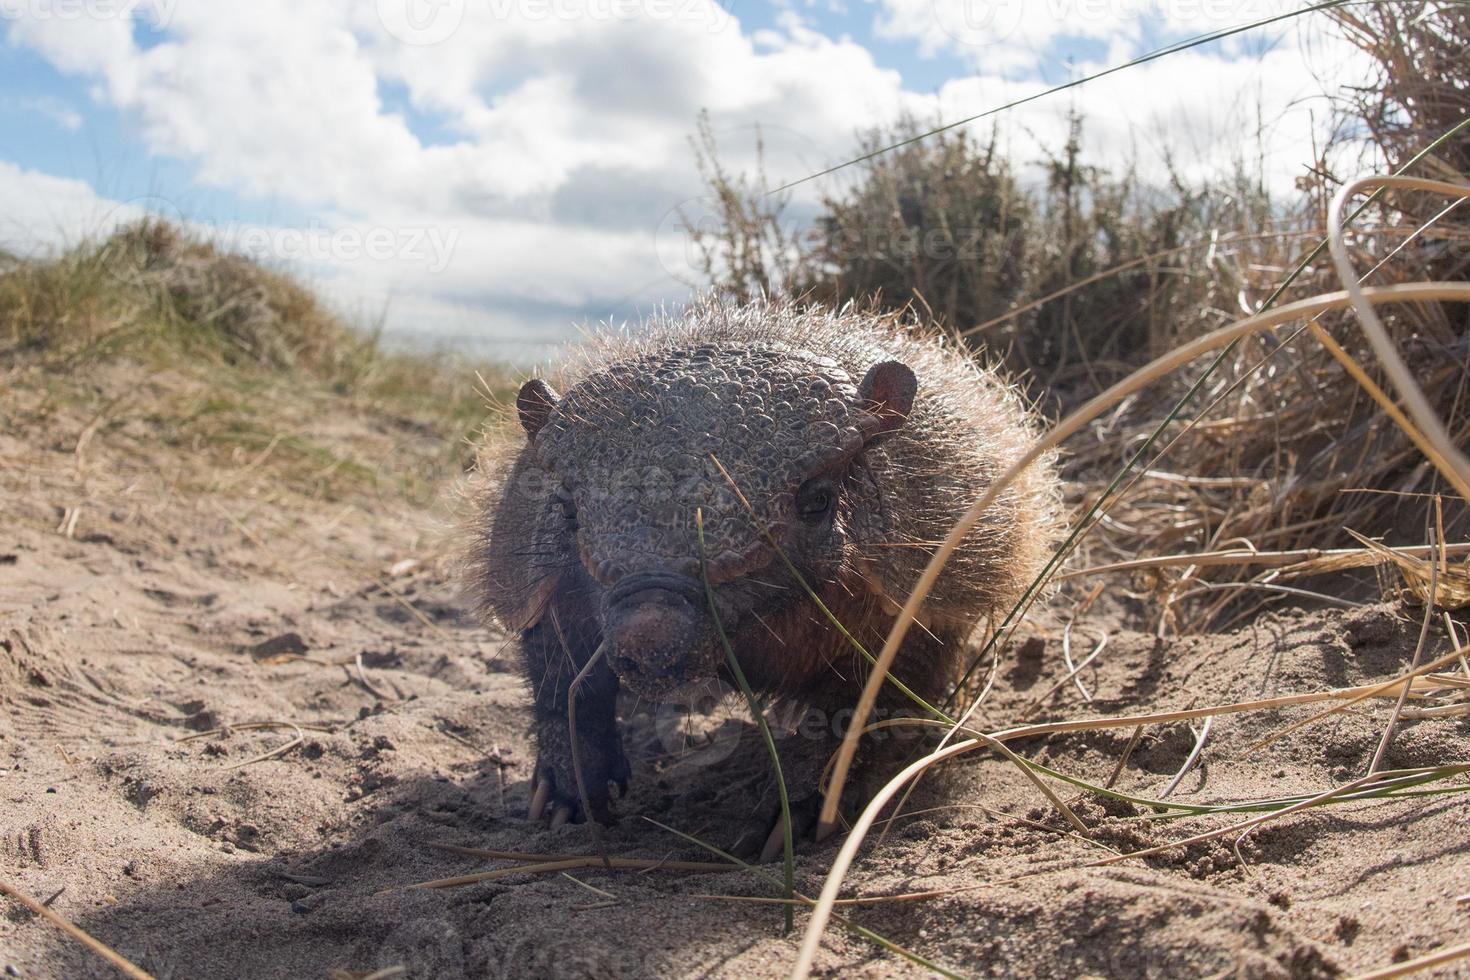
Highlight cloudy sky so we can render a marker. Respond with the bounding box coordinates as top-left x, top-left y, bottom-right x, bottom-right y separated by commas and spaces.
0, 0, 1364, 361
